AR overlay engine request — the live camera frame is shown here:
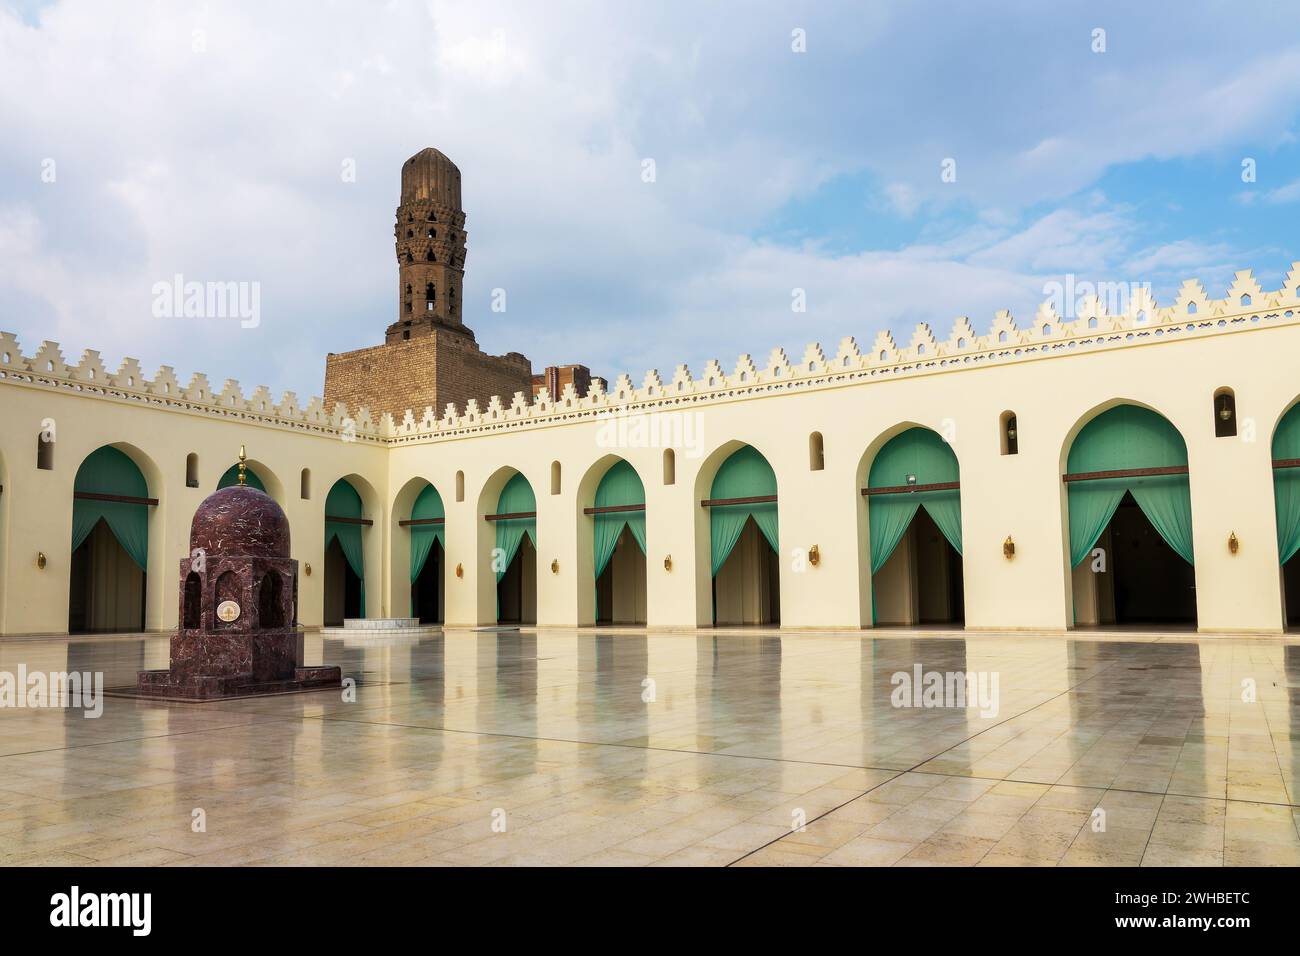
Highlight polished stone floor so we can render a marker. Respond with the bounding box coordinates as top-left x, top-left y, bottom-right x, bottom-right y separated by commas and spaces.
1, 627, 1299, 866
